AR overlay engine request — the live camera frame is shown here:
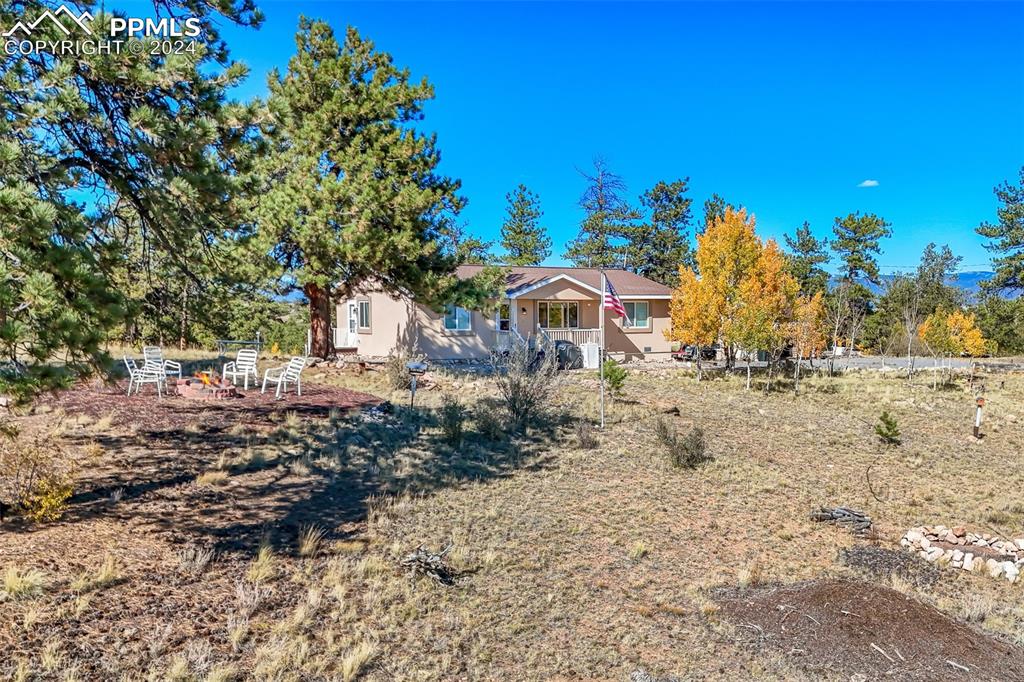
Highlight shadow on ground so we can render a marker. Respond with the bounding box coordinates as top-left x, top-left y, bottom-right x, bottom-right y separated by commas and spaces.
16, 382, 562, 556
